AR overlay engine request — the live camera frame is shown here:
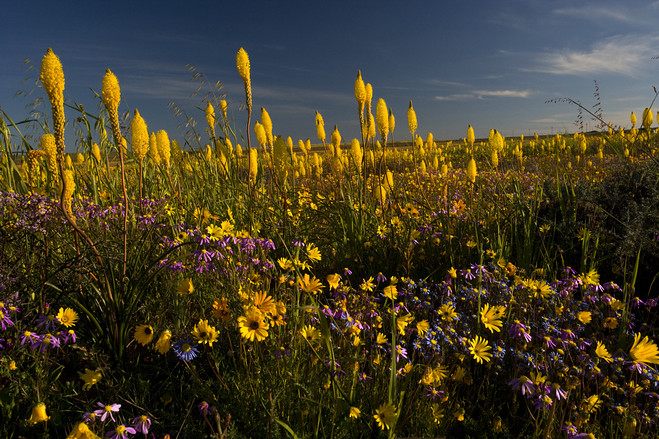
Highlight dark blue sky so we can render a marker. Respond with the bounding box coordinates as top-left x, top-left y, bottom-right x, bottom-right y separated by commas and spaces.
2, 0, 658, 149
